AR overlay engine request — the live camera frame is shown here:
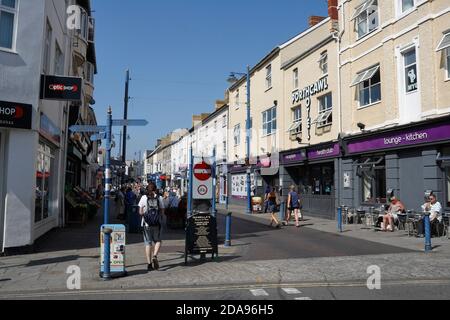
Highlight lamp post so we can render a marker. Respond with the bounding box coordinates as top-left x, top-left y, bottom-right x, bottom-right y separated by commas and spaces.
228, 66, 252, 214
